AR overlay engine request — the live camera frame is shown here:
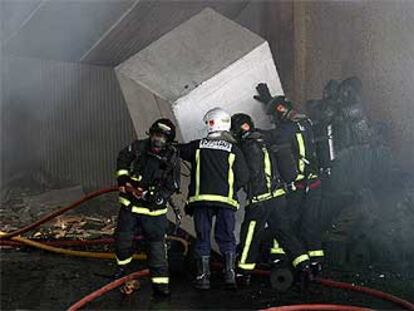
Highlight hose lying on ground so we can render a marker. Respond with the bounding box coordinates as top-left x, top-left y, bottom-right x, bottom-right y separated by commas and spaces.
0, 231, 146, 260
0, 186, 119, 240
261, 304, 373, 311
315, 277, 414, 311
2, 187, 413, 310
0, 235, 189, 256
213, 264, 414, 311
67, 269, 150, 311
